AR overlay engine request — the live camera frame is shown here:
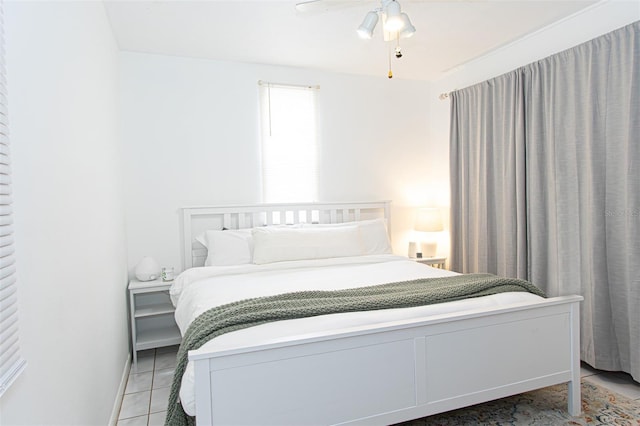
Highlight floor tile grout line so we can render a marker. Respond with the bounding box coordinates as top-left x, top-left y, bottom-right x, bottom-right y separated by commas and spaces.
148, 349, 156, 416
